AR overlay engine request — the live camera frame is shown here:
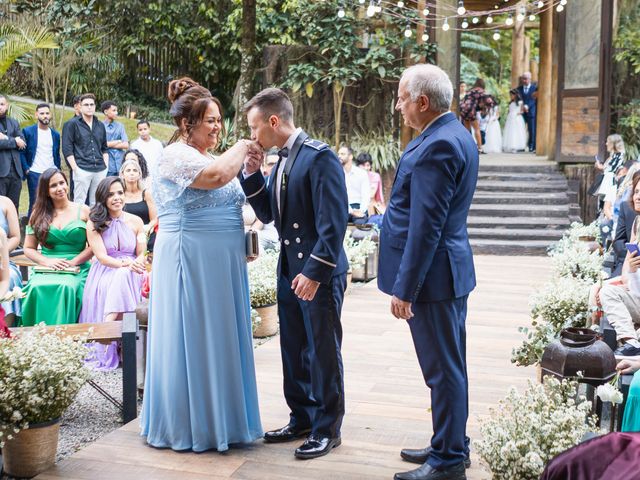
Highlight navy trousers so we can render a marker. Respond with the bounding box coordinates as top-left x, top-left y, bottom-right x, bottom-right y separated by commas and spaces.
277, 271, 346, 438
523, 111, 537, 151
409, 295, 469, 469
